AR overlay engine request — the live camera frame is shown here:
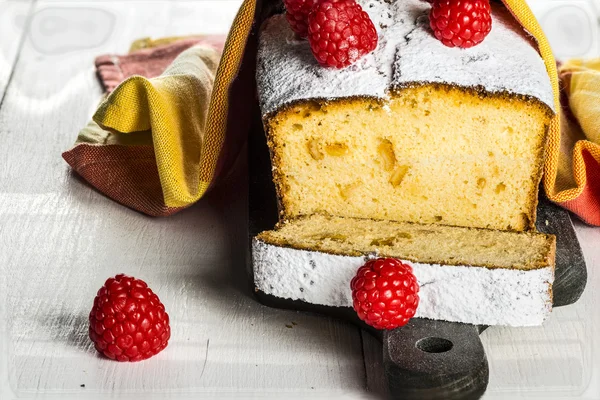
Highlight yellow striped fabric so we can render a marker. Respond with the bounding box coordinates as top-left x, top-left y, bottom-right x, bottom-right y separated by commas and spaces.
94, 46, 221, 207
500, 1, 565, 203
197, 0, 257, 199
556, 58, 600, 214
